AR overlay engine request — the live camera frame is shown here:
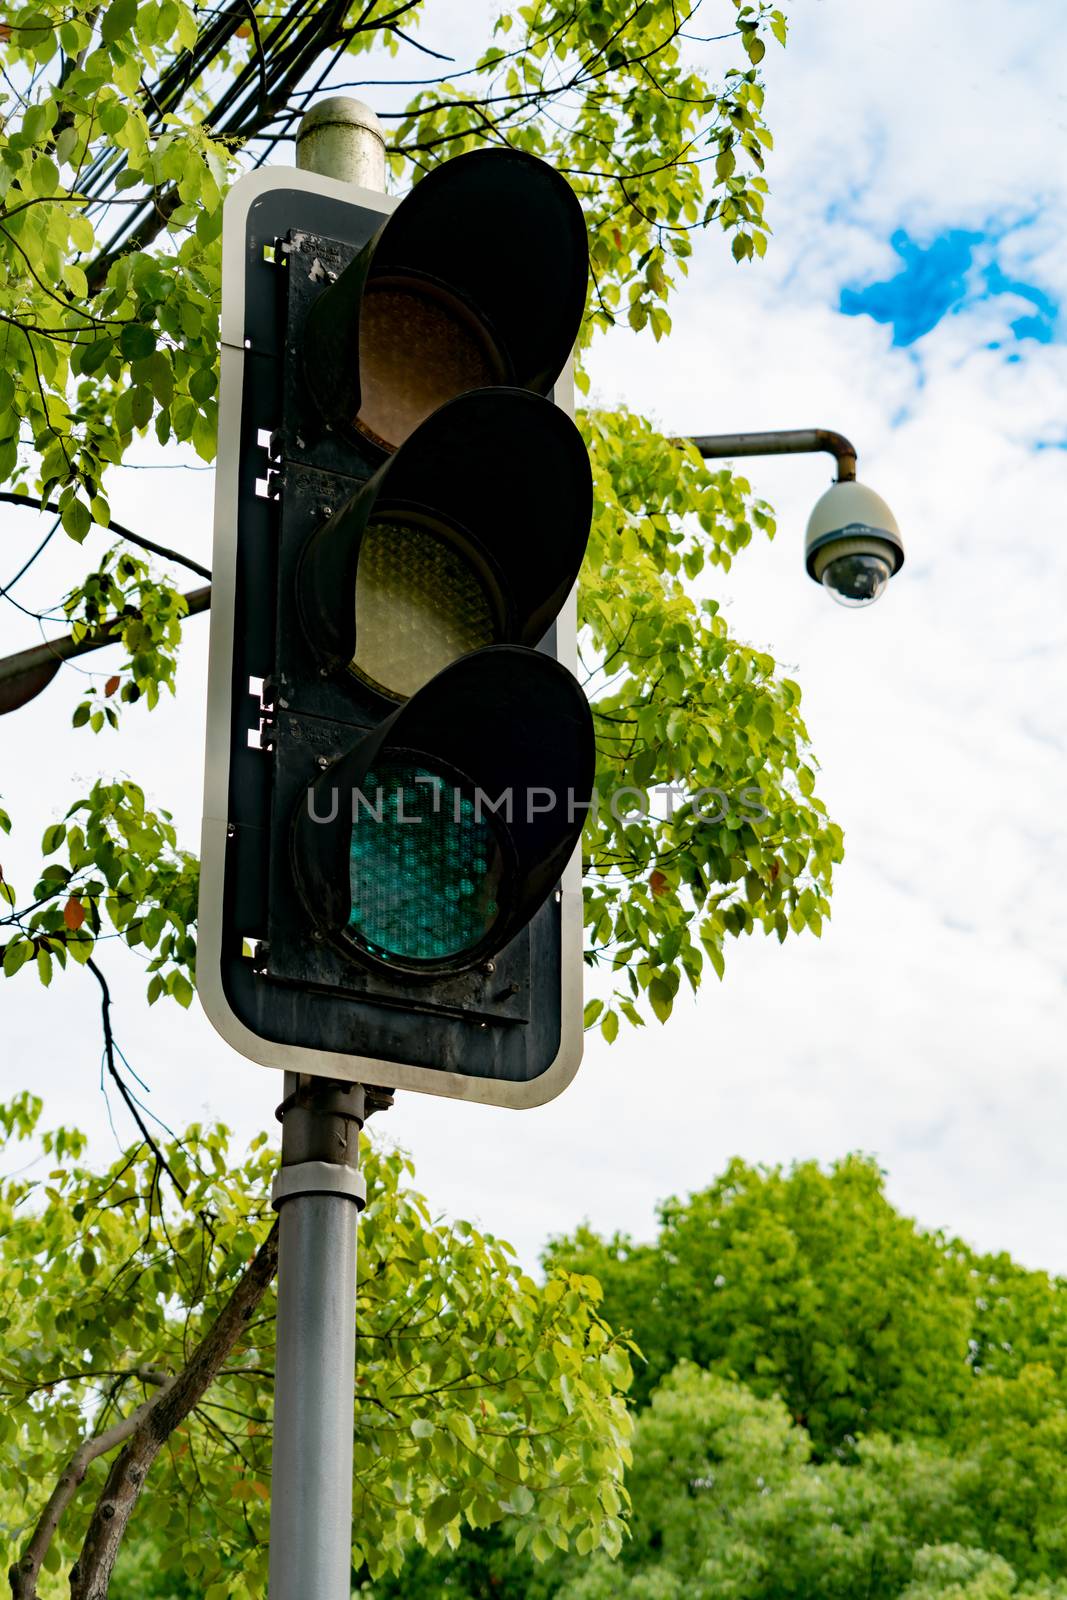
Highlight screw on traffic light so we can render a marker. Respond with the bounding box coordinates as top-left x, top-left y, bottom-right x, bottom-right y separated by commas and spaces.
199, 148, 595, 1105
